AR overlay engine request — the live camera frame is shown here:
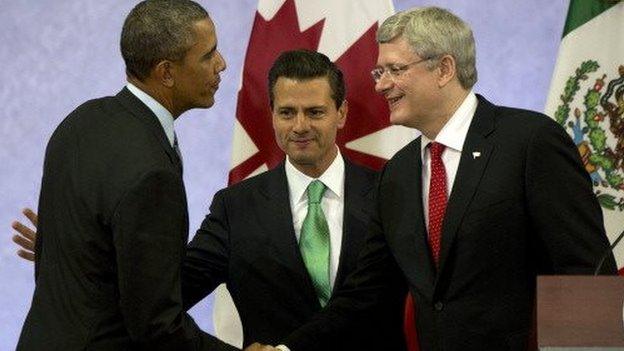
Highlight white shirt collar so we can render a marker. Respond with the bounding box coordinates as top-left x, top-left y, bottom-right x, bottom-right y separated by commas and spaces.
285, 148, 345, 206
421, 91, 478, 155
126, 82, 175, 147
